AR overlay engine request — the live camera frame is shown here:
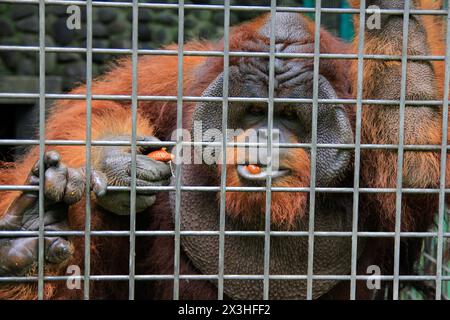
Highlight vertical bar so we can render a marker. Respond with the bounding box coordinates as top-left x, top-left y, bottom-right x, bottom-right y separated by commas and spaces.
393, 0, 411, 300
128, 0, 139, 300
37, 0, 46, 300
262, 0, 277, 301
84, 0, 93, 300
217, 0, 230, 300
306, 0, 321, 300
435, 3, 450, 301
350, 0, 366, 300
173, 0, 184, 300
